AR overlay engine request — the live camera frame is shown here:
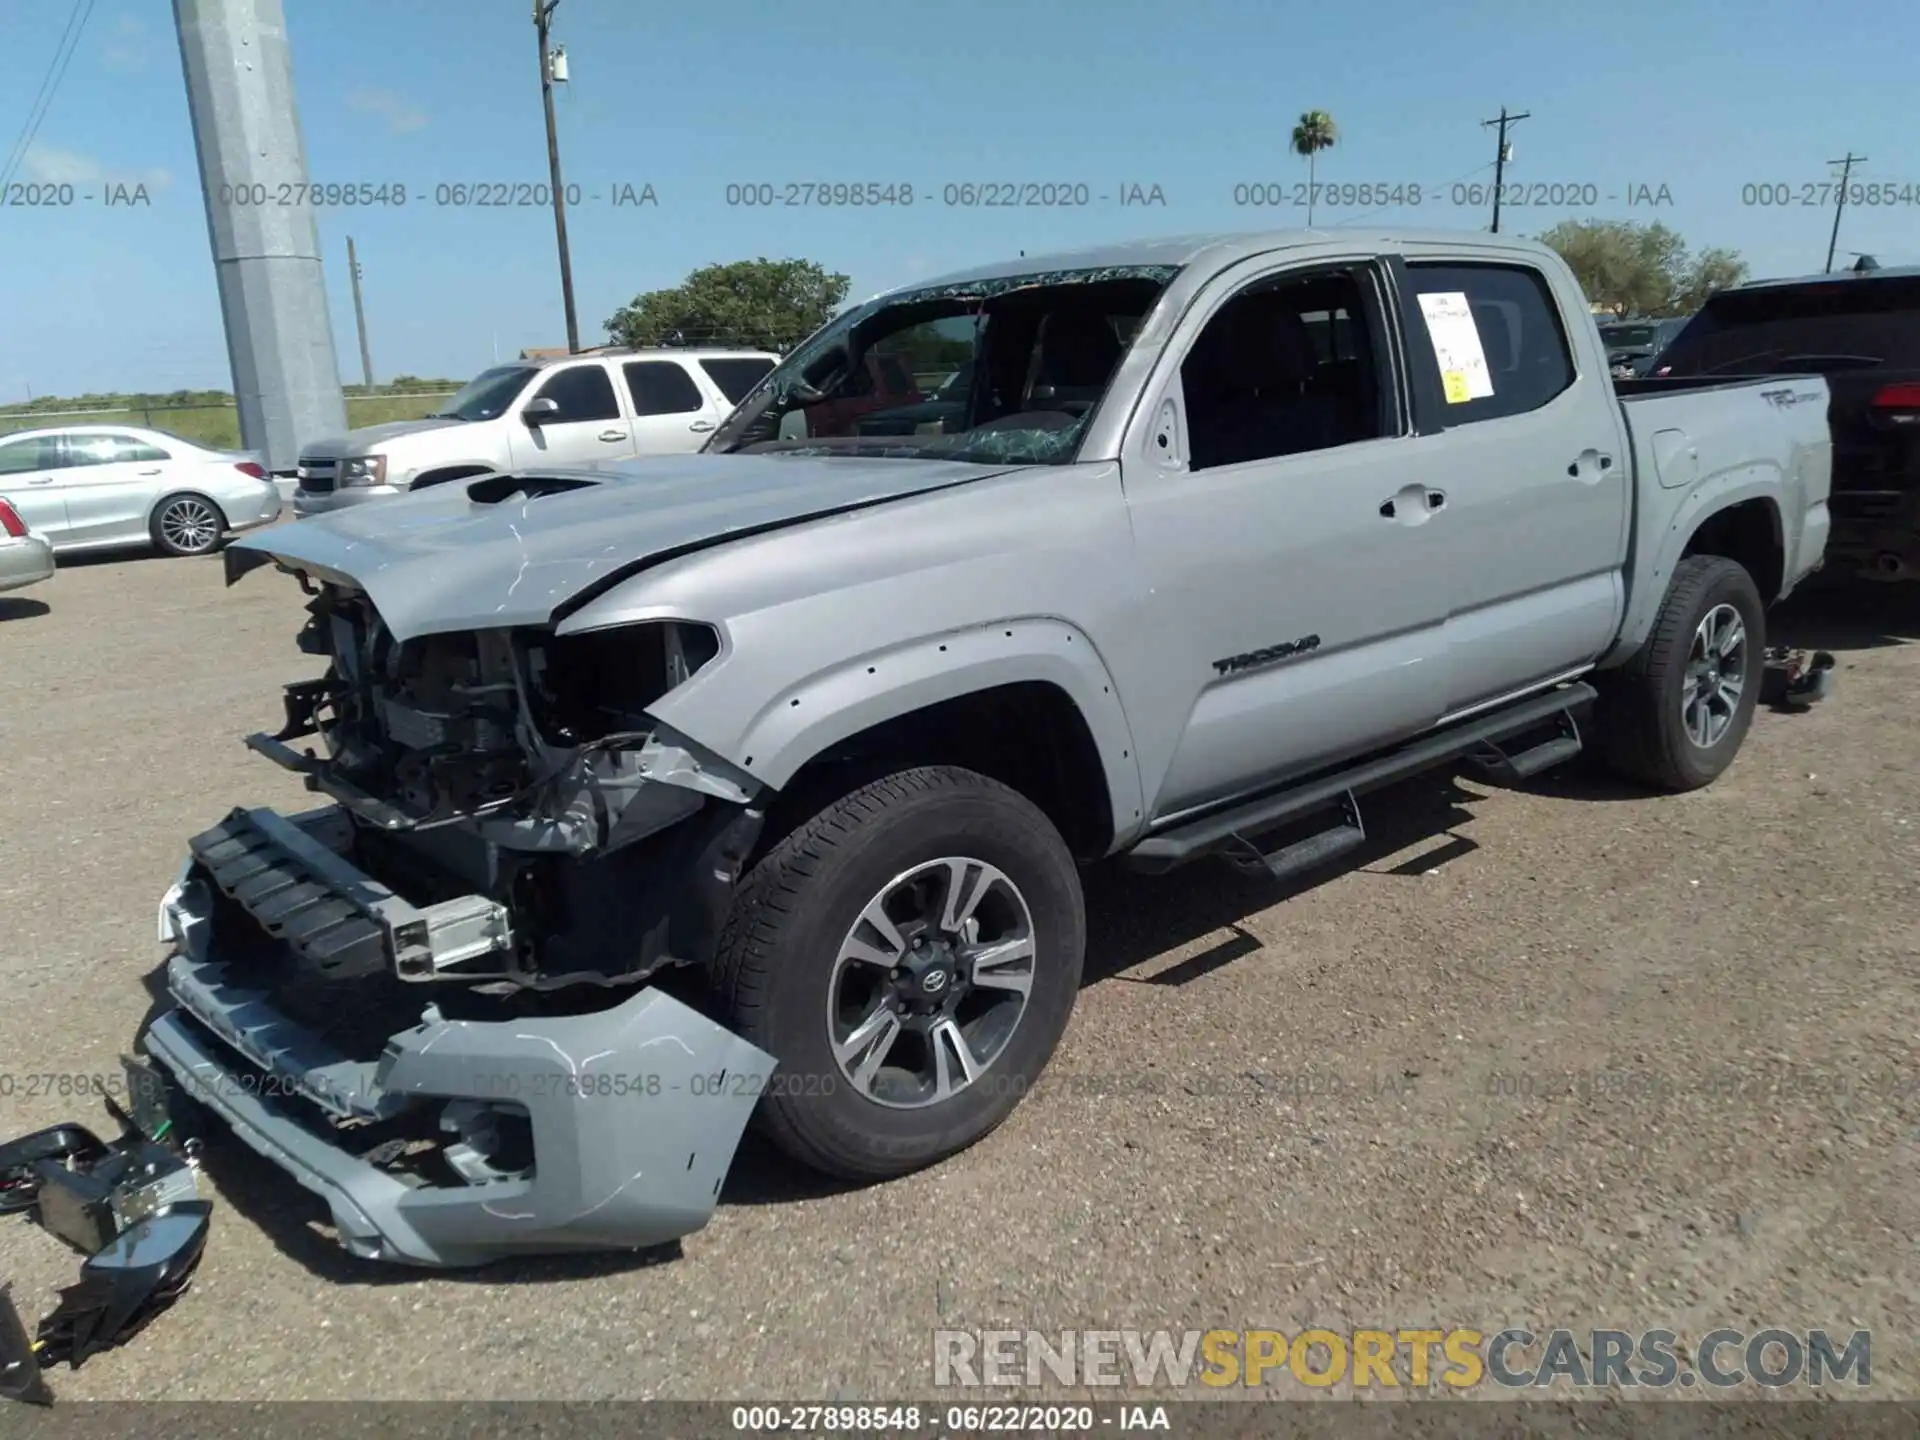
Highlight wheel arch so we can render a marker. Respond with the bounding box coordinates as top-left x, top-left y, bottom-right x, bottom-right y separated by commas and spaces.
1604, 477, 1786, 667
704, 621, 1147, 860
